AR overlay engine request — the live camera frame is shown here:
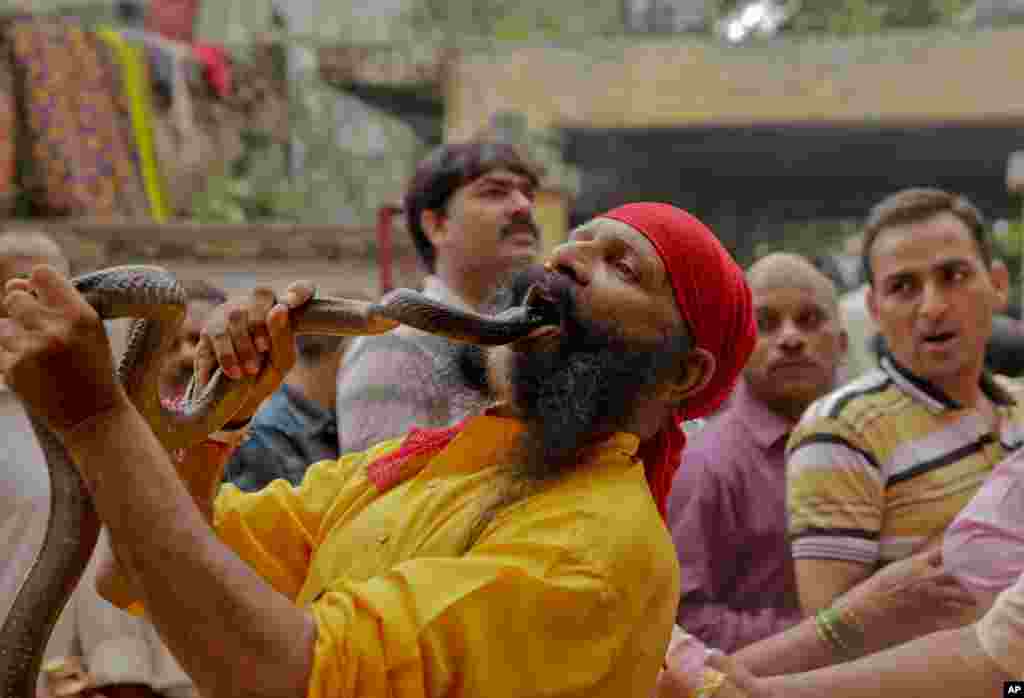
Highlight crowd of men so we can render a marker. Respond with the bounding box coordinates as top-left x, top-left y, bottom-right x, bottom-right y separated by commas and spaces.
2, 138, 1024, 698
